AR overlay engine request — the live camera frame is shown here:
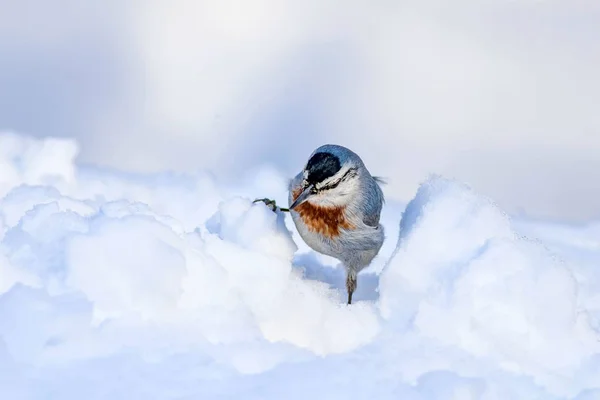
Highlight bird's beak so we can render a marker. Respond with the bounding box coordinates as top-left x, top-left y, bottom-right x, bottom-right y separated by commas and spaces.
289, 184, 314, 210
